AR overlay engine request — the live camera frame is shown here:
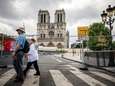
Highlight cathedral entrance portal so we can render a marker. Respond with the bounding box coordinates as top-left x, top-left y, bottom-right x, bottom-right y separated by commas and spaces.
57, 43, 63, 48
47, 42, 55, 47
